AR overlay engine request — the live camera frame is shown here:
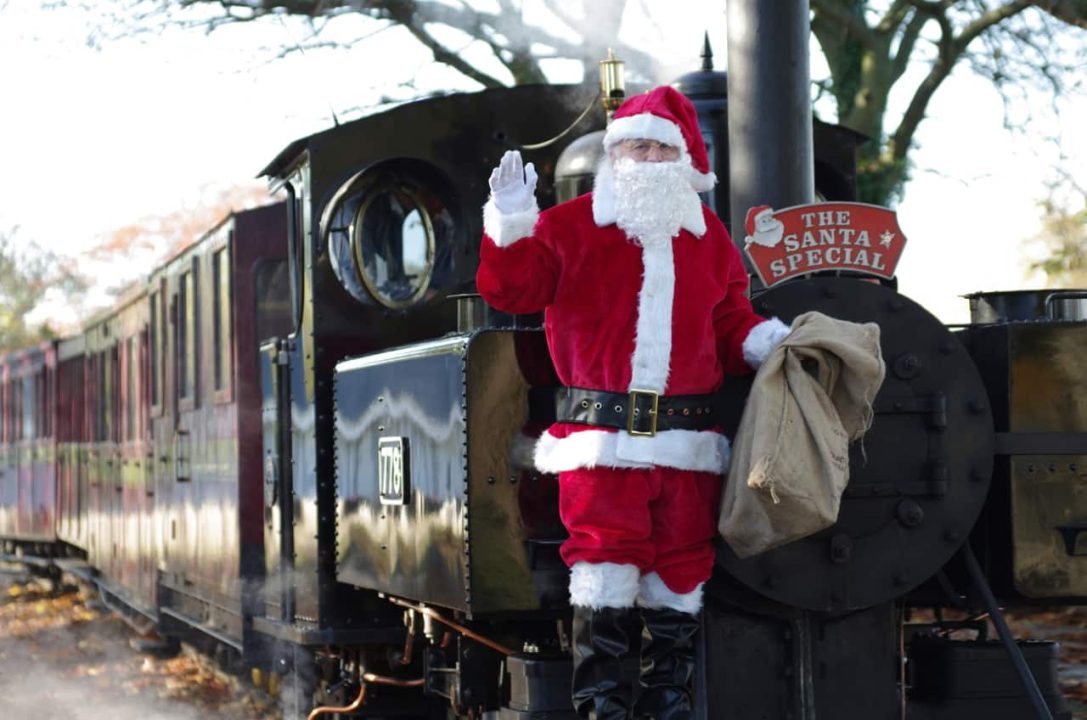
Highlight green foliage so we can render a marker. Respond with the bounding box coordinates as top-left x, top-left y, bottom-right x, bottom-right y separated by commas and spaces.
0, 229, 87, 352
1027, 196, 1087, 286
855, 147, 909, 207
811, 0, 1087, 206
